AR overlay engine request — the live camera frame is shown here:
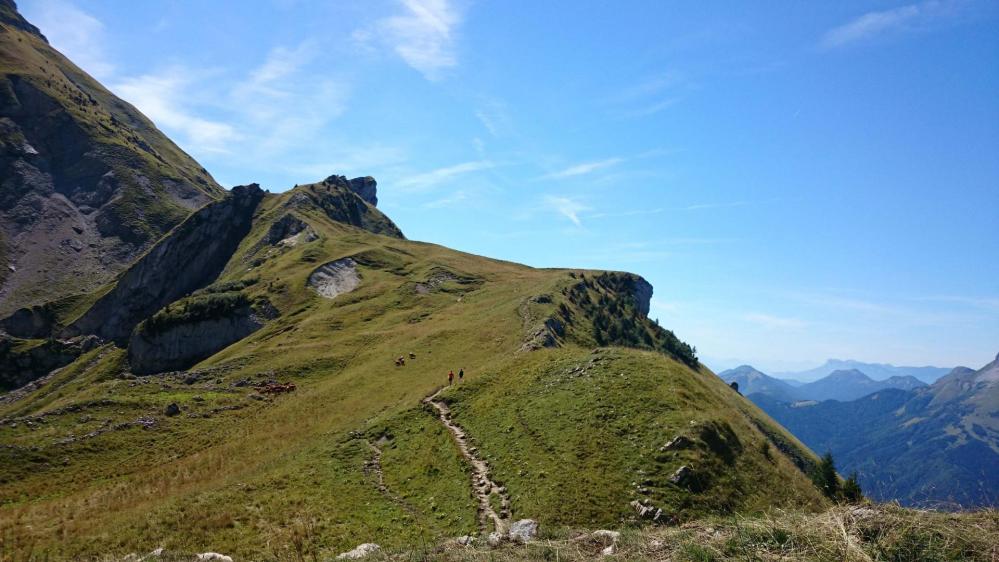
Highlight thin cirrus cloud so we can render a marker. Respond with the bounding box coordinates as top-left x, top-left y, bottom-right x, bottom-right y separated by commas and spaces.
23, 0, 115, 78
395, 160, 494, 191
372, 0, 462, 80
820, 0, 957, 49
544, 195, 588, 227
113, 69, 241, 155
540, 158, 623, 180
